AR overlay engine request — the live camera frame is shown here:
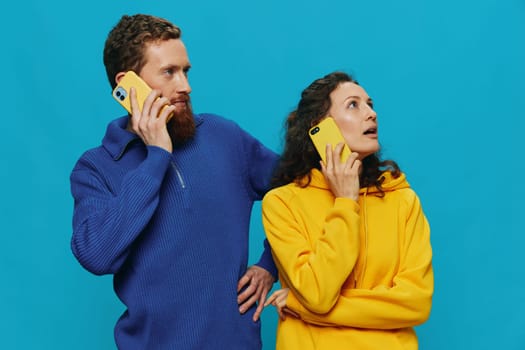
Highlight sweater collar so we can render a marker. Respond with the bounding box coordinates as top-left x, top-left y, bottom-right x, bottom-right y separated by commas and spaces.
102, 114, 204, 160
